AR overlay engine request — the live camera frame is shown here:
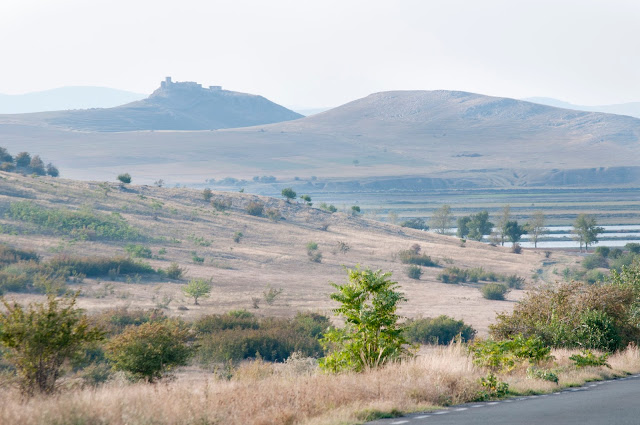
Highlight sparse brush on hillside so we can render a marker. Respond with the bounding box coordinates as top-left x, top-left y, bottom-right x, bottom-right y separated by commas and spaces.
0, 147, 59, 177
